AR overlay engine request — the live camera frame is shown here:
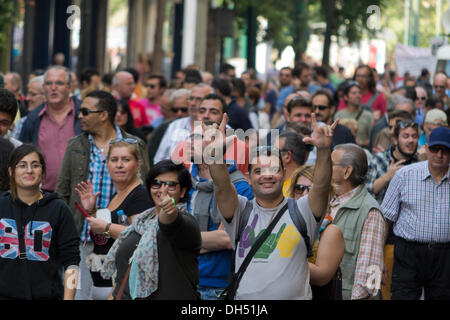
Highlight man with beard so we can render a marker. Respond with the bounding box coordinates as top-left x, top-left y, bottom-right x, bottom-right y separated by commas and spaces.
366, 120, 419, 300
366, 120, 420, 204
